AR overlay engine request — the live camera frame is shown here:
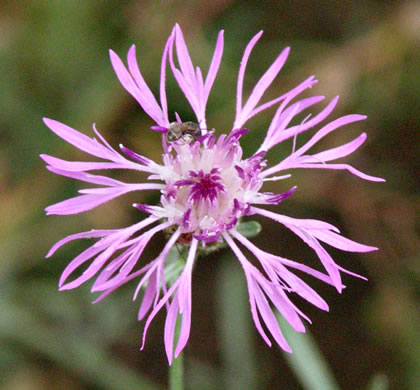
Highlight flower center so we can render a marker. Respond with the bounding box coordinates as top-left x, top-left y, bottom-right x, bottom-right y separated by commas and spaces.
159, 129, 266, 243
176, 168, 225, 204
